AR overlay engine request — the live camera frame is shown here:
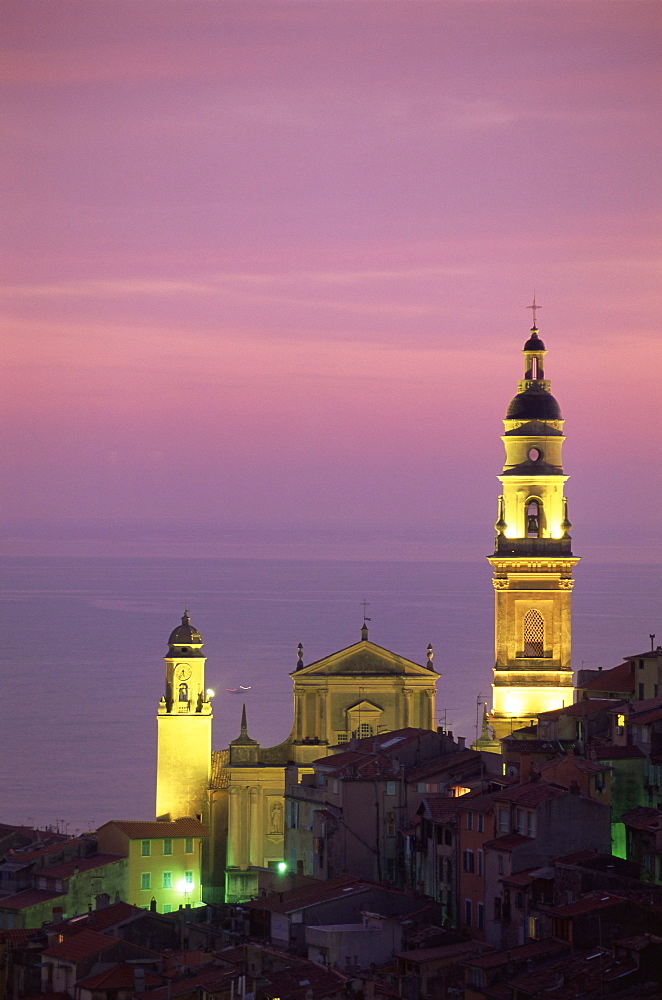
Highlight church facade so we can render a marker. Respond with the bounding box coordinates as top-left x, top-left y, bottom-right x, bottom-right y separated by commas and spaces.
154, 314, 578, 900
156, 618, 439, 902
487, 321, 578, 741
